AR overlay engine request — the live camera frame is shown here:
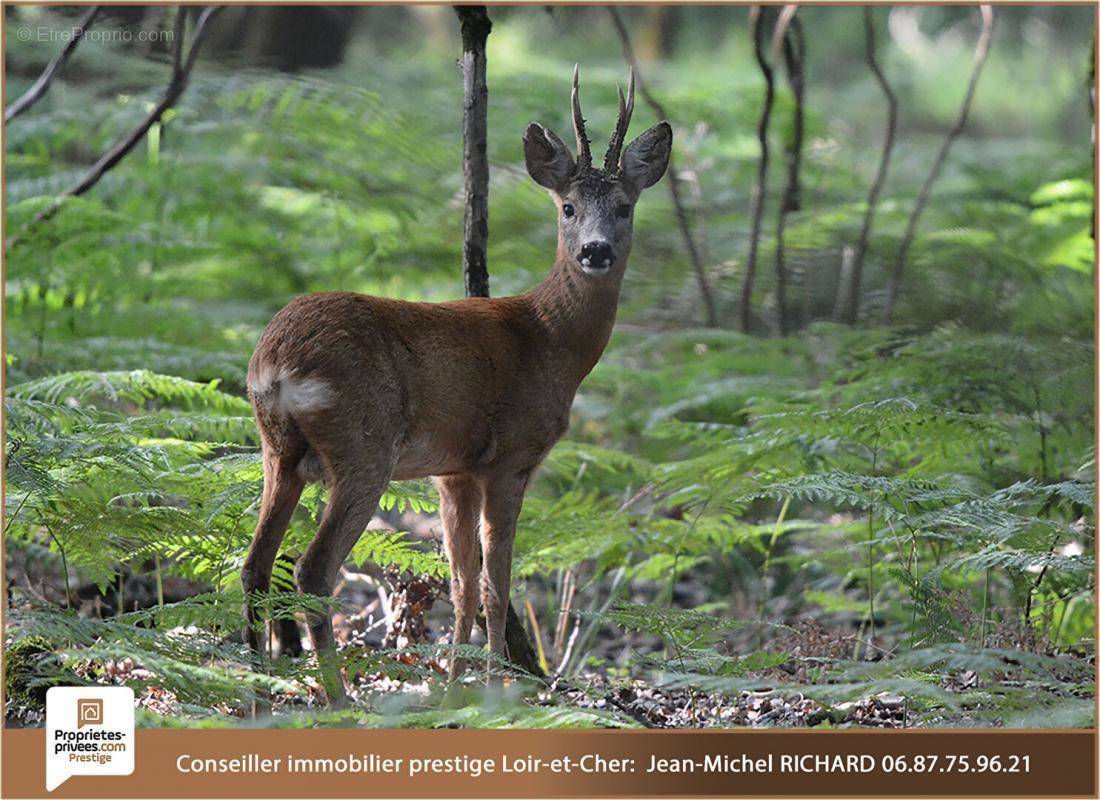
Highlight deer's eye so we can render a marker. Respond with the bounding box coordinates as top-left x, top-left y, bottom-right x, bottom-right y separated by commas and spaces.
616, 203, 632, 219
562, 203, 575, 219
